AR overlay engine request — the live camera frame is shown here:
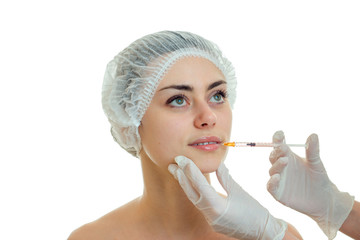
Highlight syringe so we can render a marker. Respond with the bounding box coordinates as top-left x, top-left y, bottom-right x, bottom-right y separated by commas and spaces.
223, 142, 306, 148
